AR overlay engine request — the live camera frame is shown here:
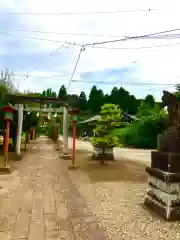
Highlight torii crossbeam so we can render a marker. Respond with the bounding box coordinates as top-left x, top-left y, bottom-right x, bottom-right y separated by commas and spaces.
5, 93, 69, 156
